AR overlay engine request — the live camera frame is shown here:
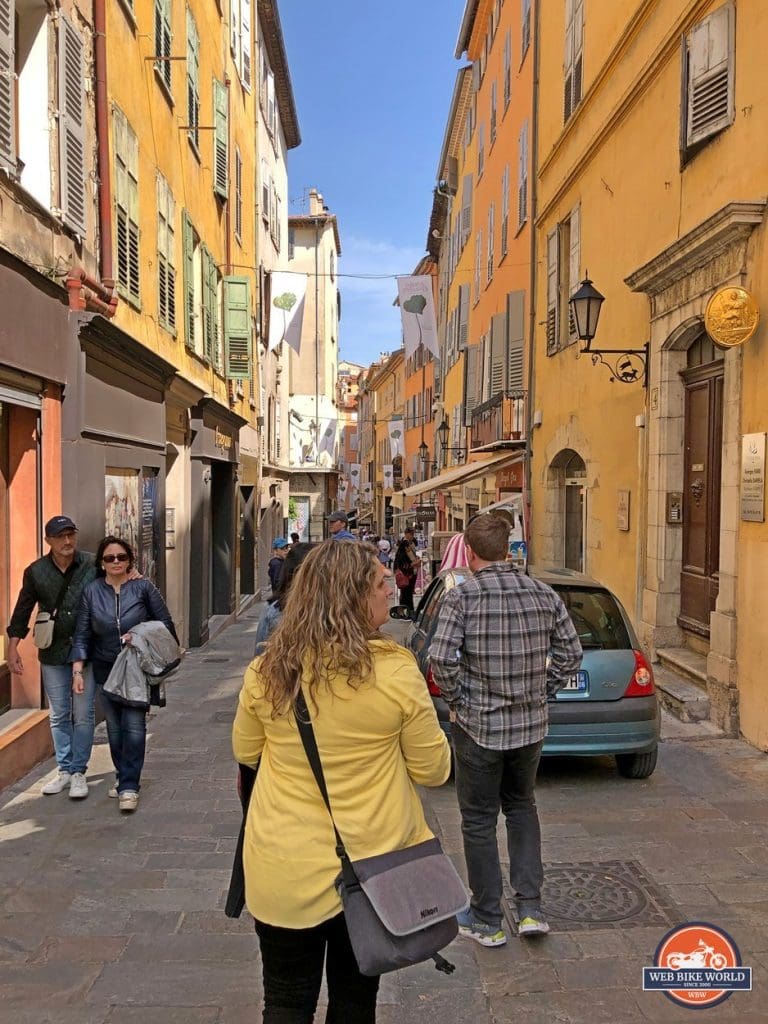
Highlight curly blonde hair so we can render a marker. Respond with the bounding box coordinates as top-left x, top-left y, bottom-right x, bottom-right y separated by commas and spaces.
258, 540, 397, 715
